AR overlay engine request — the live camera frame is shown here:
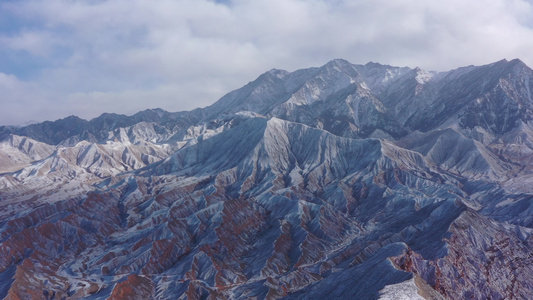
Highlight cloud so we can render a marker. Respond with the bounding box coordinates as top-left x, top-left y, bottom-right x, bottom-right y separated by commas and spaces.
1, 0, 533, 125
0, 72, 58, 125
